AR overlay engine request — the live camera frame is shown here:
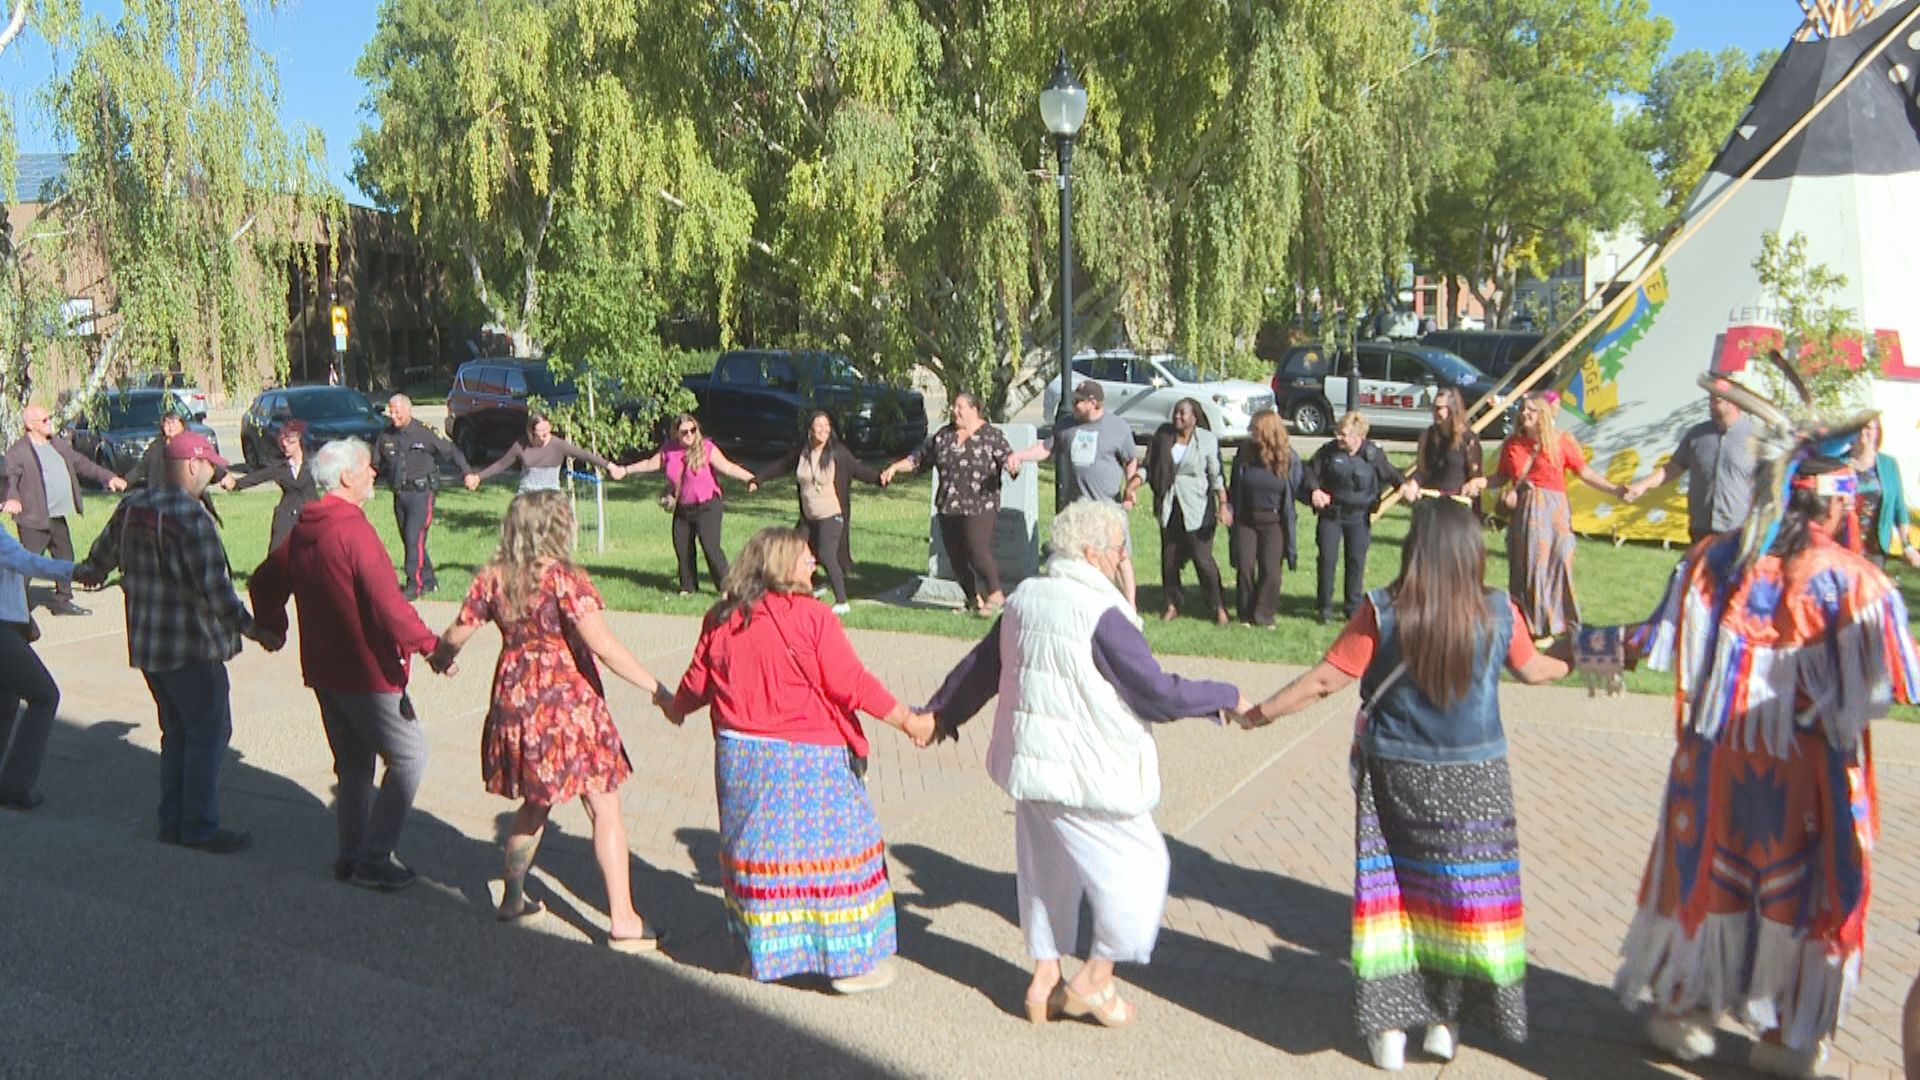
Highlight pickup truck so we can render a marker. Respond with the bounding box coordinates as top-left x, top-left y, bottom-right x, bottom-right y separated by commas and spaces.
682, 349, 929, 455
